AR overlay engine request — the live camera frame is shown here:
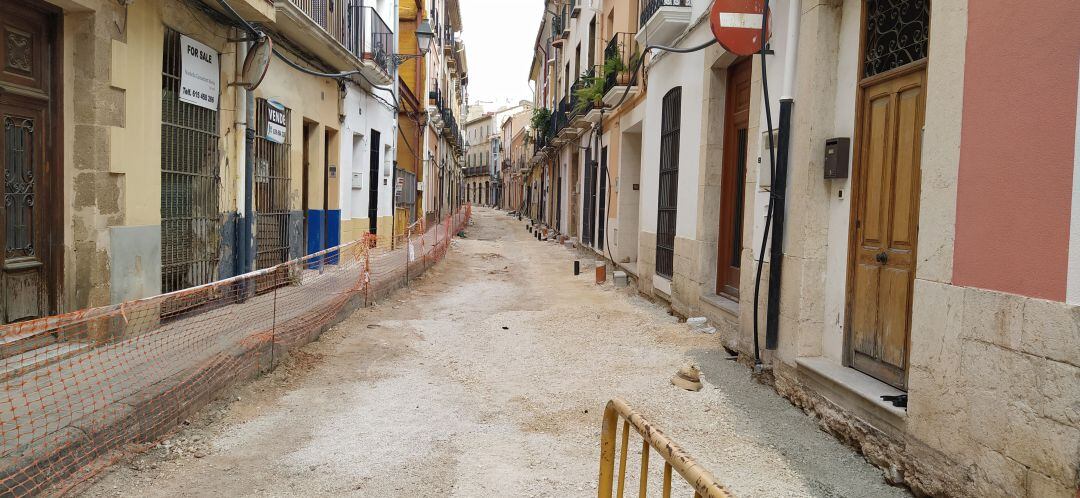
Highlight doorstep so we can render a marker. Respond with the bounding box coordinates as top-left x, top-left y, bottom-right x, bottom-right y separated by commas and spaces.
795, 356, 907, 437
699, 292, 739, 319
